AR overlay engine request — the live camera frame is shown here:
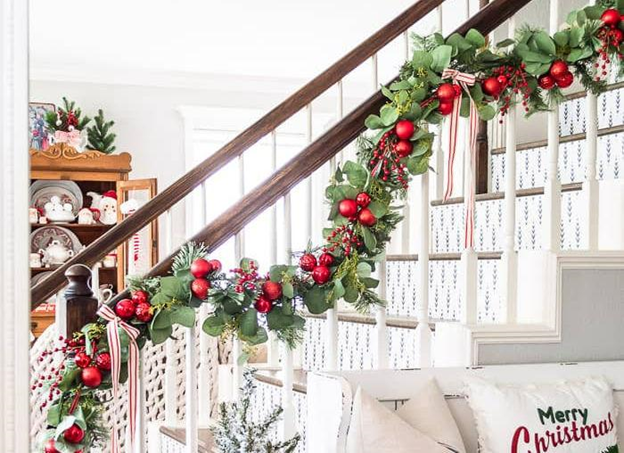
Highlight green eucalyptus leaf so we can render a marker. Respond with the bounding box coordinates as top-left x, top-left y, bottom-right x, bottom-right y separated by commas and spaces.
496, 38, 516, 48
477, 104, 497, 121
365, 114, 384, 130
570, 27, 584, 47
333, 279, 346, 299
58, 367, 81, 392
411, 50, 433, 70
567, 47, 593, 62
553, 31, 569, 47
269, 265, 289, 282
534, 31, 556, 55
465, 29, 486, 48
356, 262, 372, 278
239, 308, 259, 337
343, 285, 359, 303
361, 227, 377, 251
150, 325, 172, 344
171, 305, 196, 328
361, 277, 380, 289
430, 45, 452, 72
380, 105, 399, 127
239, 326, 268, 346
304, 285, 332, 314
282, 282, 294, 298
266, 308, 295, 330
343, 161, 368, 188
202, 314, 226, 337
47, 403, 62, 426
160, 276, 188, 300
406, 155, 430, 175
151, 309, 172, 330
381, 86, 394, 100
367, 201, 387, 218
